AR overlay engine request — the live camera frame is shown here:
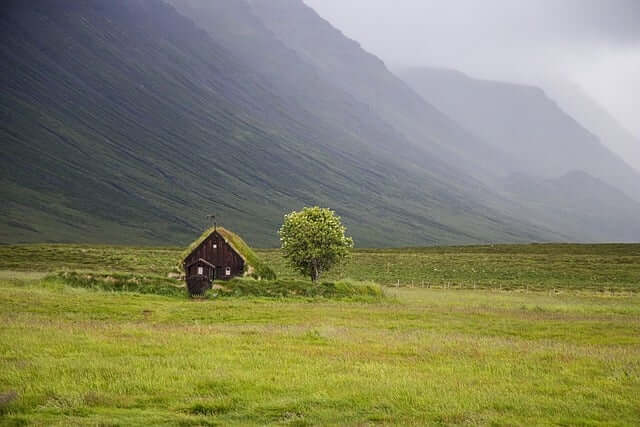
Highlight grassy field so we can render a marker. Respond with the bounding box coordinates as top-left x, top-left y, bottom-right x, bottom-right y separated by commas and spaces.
1, 243, 639, 292
1, 244, 639, 425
